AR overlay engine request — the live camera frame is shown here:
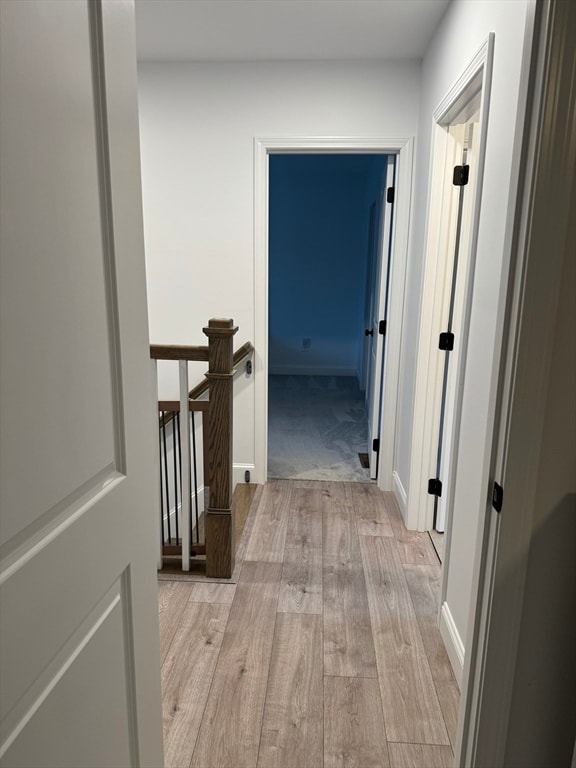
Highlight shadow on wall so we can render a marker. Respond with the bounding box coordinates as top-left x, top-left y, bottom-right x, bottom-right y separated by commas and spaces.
504, 494, 576, 767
